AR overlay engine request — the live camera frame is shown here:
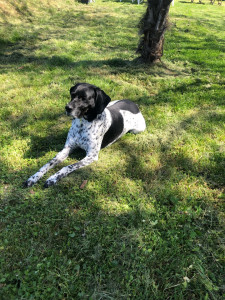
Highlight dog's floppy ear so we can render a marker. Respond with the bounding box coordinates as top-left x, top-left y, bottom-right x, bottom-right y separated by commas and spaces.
95, 88, 111, 115
85, 88, 111, 122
